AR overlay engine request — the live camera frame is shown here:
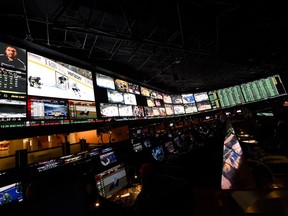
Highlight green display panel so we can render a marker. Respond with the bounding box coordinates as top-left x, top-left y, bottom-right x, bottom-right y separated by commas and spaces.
241, 75, 286, 103
217, 85, 245, 108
